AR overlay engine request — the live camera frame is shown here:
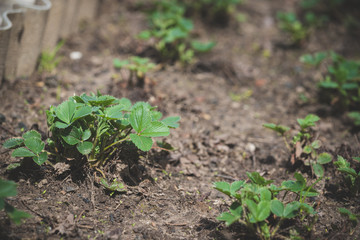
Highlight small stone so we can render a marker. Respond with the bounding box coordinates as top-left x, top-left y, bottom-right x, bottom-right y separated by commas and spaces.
0, 113, 6, 124
246, 143, 256, 153
70, 51, 82, 60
